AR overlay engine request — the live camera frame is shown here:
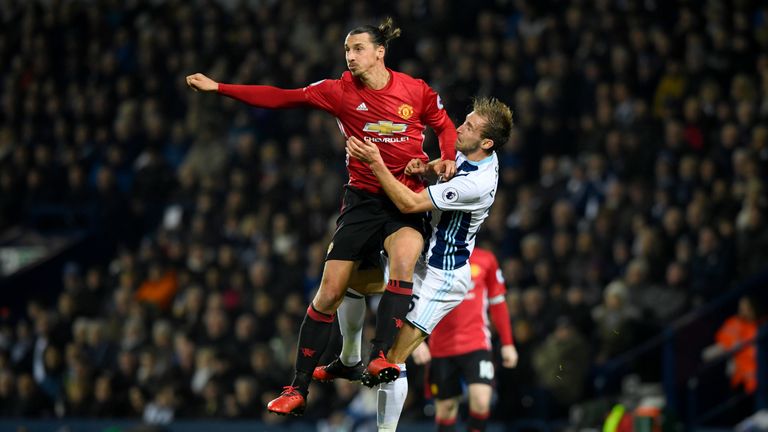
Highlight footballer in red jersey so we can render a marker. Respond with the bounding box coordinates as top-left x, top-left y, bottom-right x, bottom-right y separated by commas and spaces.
186, 17, 457, 417
301, 69, 452, 195
414, 247, 518, 432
